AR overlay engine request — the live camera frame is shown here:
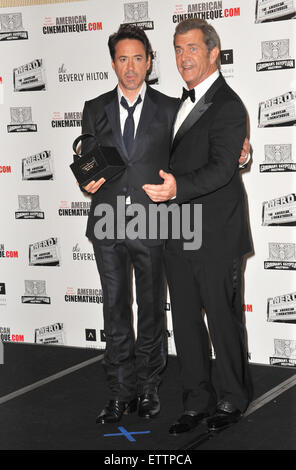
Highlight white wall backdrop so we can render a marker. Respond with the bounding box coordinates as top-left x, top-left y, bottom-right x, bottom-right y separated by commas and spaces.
0, 0, 295, 367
